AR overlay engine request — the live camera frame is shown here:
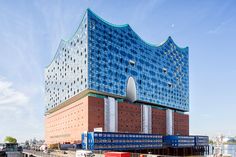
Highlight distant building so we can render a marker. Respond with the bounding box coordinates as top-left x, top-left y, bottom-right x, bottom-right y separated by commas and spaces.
45, 9, 189, 144
223, 137, 236, 143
